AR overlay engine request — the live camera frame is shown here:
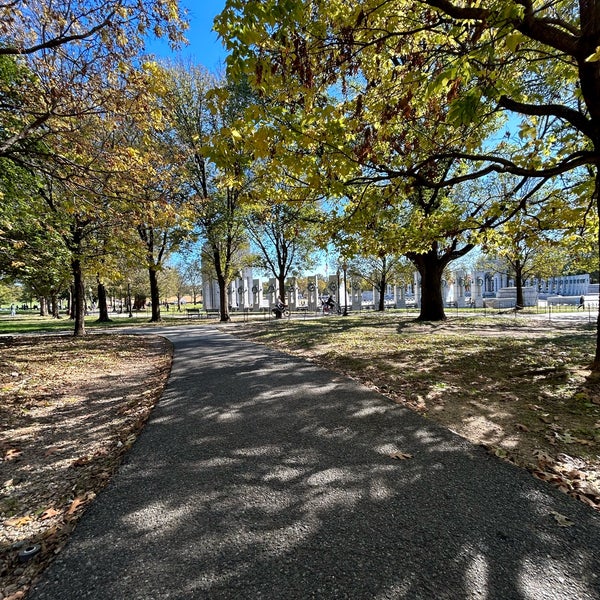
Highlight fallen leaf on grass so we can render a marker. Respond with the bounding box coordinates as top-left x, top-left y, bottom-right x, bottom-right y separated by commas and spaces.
516, 423, 529, 432
550, 511, 574, 527
4, 515, 32, 527
71, 455, 92, 467
533, 449, 552, 464
67, 492, 96, 516
39, 507, 61, 520
390, 452, 413, 460
4, 448, 22, 461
